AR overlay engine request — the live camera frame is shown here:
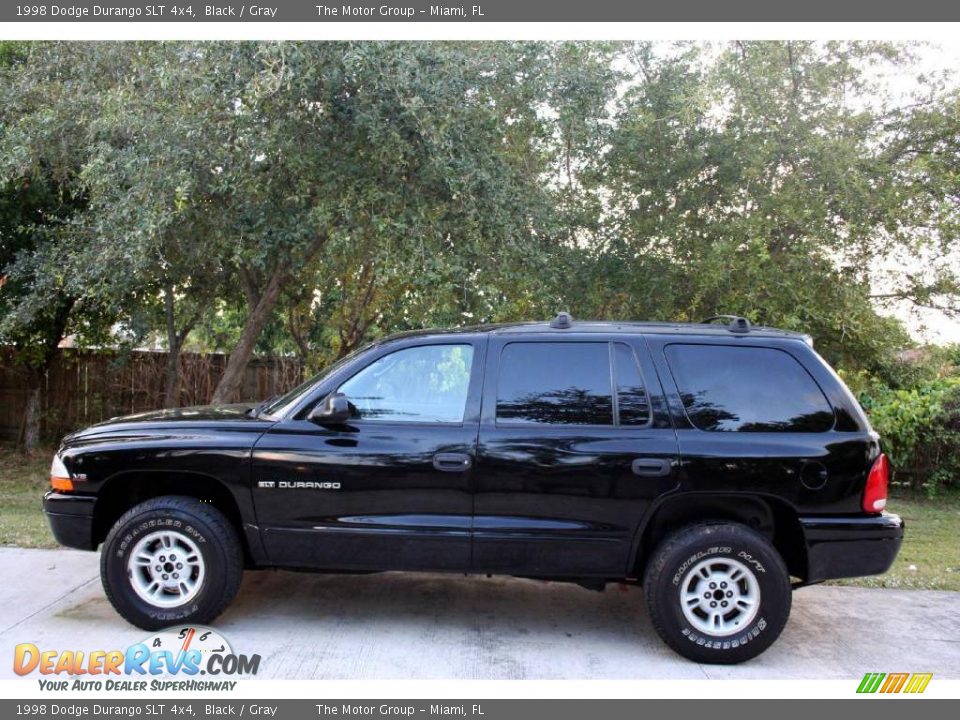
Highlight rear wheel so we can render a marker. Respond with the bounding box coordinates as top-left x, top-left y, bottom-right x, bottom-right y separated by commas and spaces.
643, 522, 791, 664
101, 496, 243, 630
